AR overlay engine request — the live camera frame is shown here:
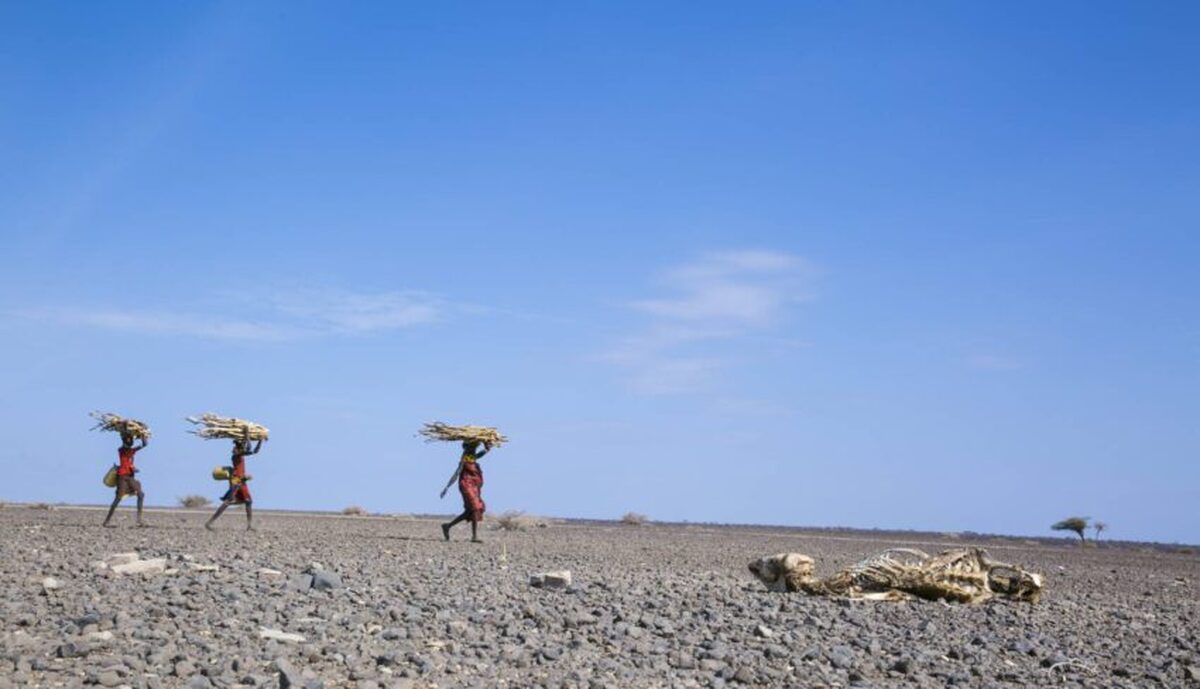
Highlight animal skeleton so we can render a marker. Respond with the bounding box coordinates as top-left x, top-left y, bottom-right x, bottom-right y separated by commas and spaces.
748, 547, 1043, 603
